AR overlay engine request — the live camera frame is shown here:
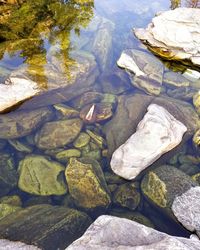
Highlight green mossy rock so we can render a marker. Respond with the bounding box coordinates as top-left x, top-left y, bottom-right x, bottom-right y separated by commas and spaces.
0, 195, 22, 207
86, 130, 105, 149
18, 155, 67, 196
82, 149, 101, 161
0, 204, 21, 221
73, 132, 90, 148
70, 92, 103, 109
53, 104, 79, 119
0, 204, 92, 250
8, 139, 33, 153
179, 164, 200, 176
0, 154, 18, 197
55, 149, 81, 163
0, 107, 53, 139
141, 165, 197, 213
65, 158, 111, 210
113, 183, 141, 210
35, 118, 82, 150
104, 172, 125, 185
